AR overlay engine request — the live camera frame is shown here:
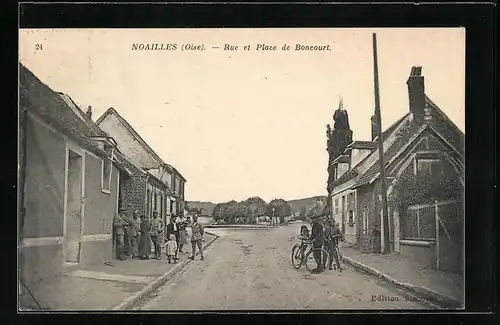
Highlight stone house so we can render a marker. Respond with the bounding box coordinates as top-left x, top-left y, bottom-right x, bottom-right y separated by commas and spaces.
96, 108, 186, 226
18, 63, 128, 285
329, 66, 464, 273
